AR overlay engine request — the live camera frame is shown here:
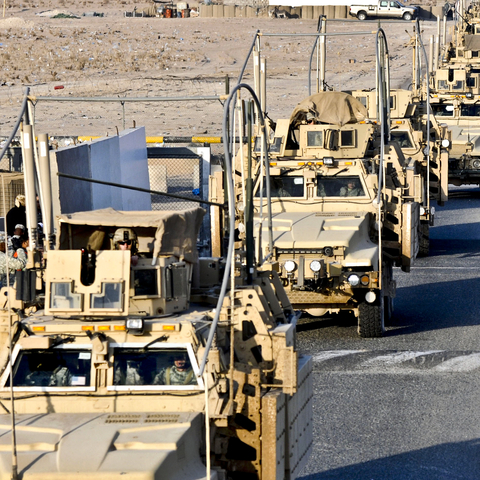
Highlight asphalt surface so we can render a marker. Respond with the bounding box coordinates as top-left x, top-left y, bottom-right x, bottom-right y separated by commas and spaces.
298, 185, 480, 480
